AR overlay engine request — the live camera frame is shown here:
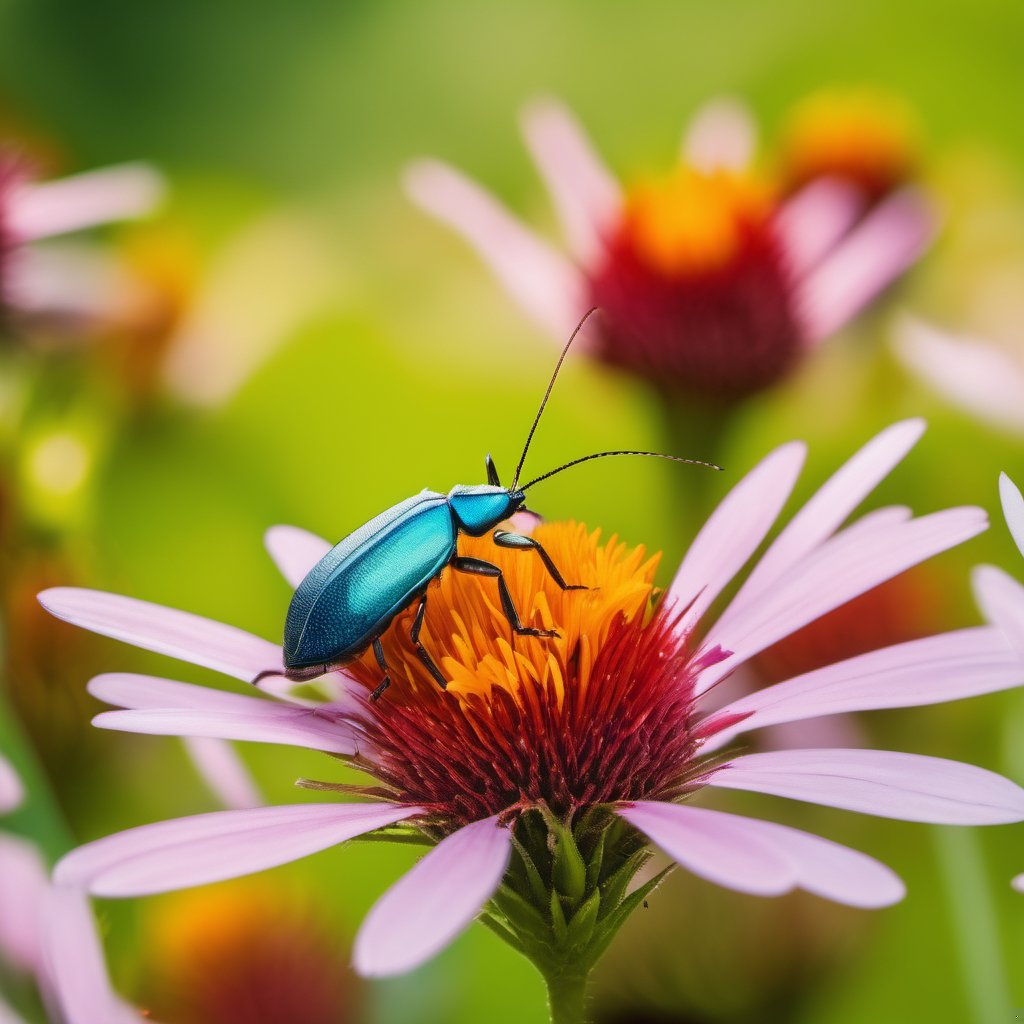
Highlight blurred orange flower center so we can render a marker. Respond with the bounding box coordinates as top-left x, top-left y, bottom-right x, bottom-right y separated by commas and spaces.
620, 168, 774, 277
